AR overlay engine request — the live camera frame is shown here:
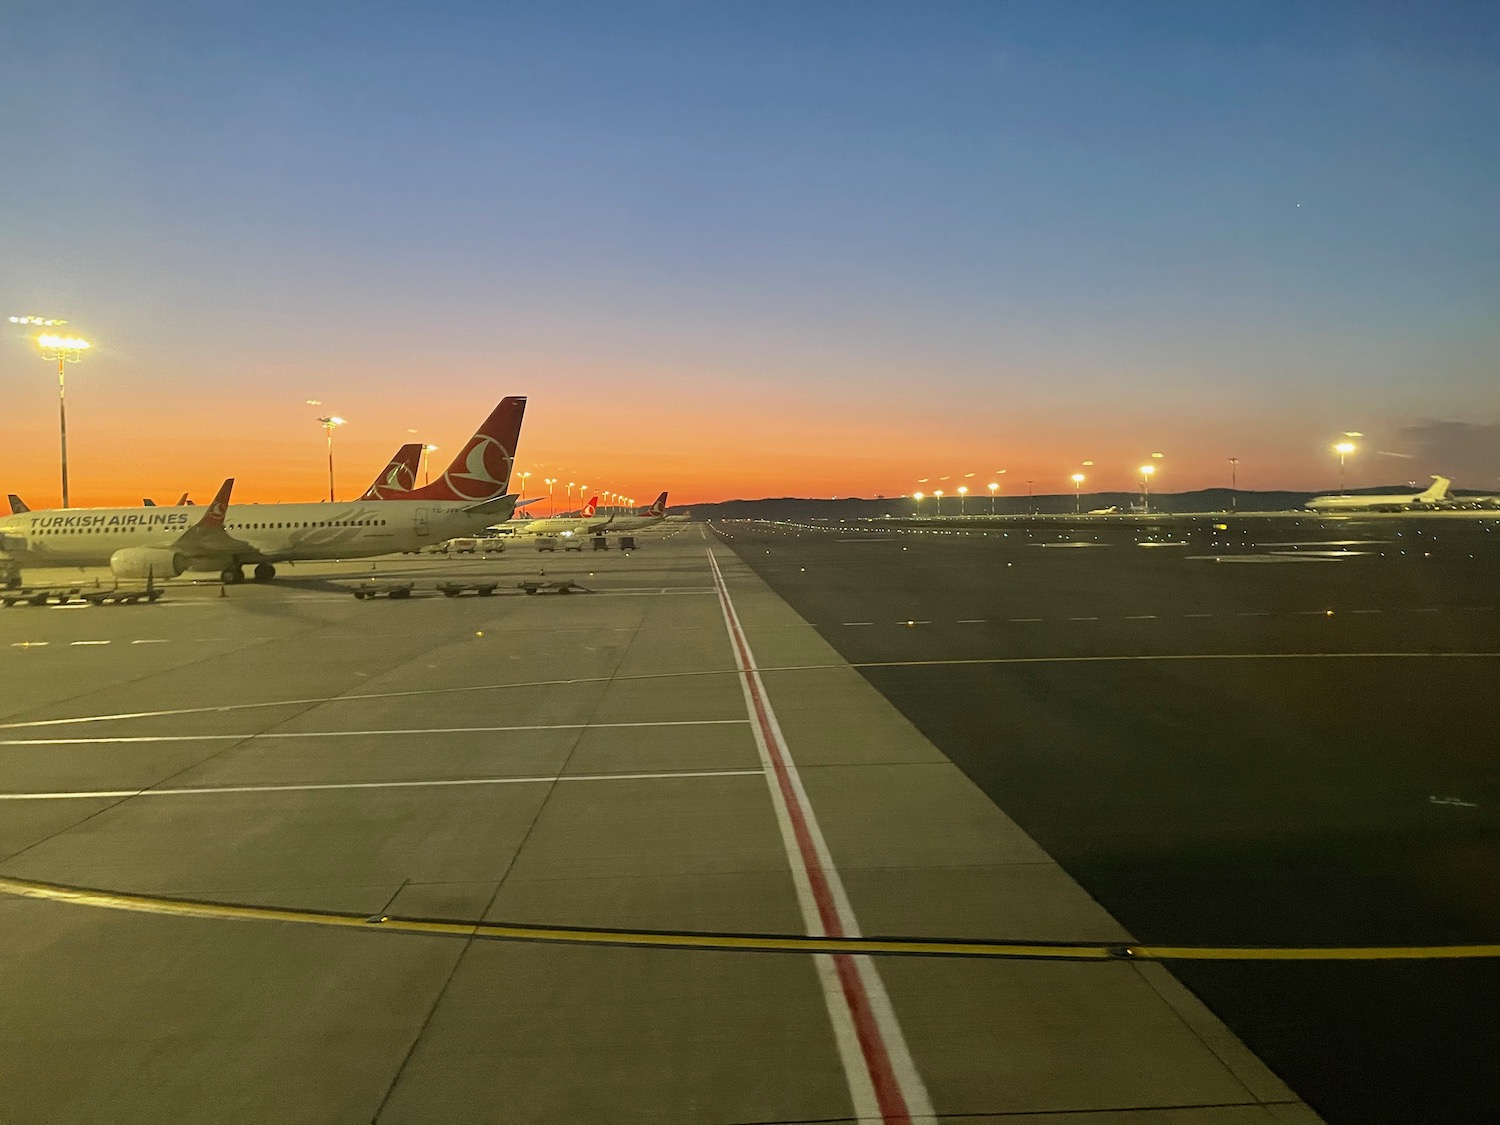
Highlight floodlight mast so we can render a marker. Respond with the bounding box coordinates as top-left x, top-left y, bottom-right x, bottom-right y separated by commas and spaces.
33, 330, 92, 509
317, 416, 346, 502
